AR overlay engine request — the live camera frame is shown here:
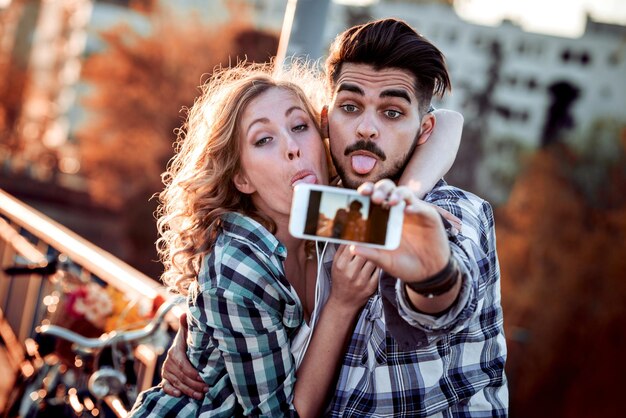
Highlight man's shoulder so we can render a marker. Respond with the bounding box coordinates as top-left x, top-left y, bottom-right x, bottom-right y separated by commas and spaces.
424, 180, 495, 232
425, 179, 487, 208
